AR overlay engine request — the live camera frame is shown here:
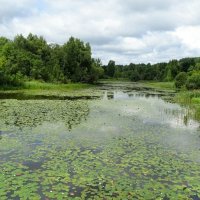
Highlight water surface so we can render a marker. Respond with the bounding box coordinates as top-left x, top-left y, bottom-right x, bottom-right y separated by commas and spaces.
0, 83, 200, 199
